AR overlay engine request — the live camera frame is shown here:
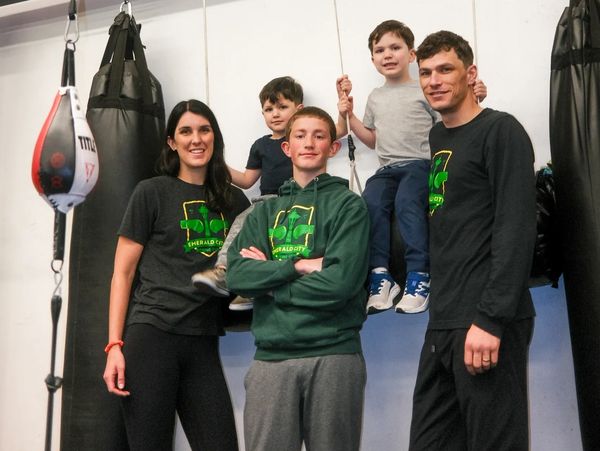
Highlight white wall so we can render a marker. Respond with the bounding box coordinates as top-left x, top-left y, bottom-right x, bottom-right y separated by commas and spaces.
0, 0, 581, 450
